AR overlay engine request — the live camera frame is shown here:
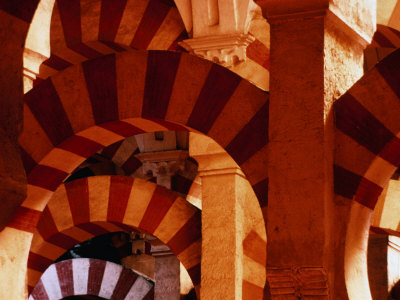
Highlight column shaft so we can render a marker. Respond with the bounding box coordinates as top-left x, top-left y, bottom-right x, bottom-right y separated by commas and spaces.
266, 4, 370, 298
201, 170, 244, 300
